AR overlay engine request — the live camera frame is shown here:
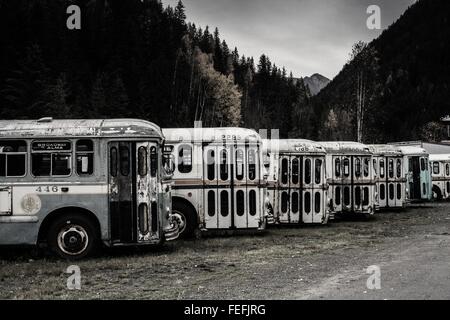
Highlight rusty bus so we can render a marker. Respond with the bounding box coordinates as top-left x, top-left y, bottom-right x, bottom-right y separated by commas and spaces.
162, 128, 270, 237
262, 139, 330, 225
368, 145, 407, 209
429, 154, 450, 200
320, 142, 376, 218
395, 146, 433, 202
0, 118, 180, 259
